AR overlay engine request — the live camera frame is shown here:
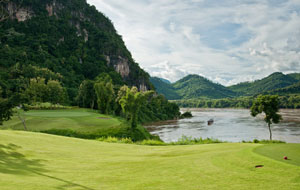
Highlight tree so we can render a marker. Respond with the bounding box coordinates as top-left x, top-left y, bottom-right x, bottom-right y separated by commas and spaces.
77, 80, 96, 109
250, 95, 282, 140
46, 80, 67, 104
0, 97, 13, 125
94, 74, 114, 114
119, 86, 154, 128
